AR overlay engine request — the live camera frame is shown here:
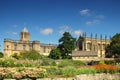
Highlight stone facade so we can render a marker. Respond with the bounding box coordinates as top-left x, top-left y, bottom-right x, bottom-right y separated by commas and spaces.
4, 28, 57, 57
72, 33, 111, 60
